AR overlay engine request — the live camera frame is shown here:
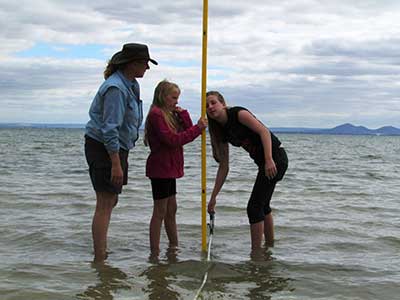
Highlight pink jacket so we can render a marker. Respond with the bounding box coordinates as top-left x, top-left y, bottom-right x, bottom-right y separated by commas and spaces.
145, 106, 202, 178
